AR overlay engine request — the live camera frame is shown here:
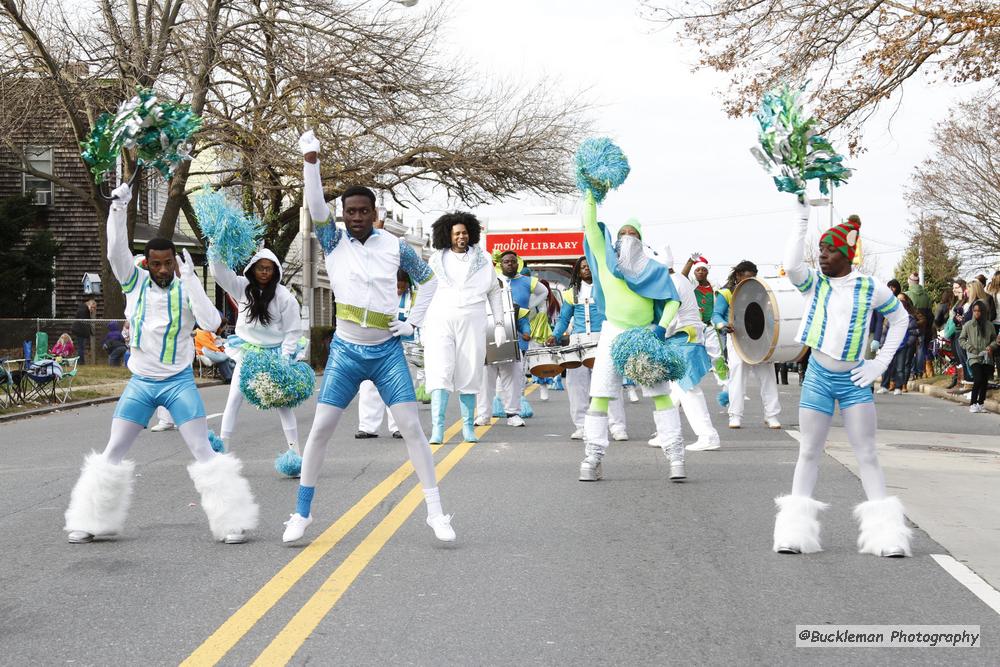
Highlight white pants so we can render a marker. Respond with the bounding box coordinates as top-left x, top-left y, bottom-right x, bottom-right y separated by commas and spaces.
566, 365, 625, 429
358, 379, 398, 434
423, 307, 486, 394
727, 352, 781, 419
477, 358, 524, 419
